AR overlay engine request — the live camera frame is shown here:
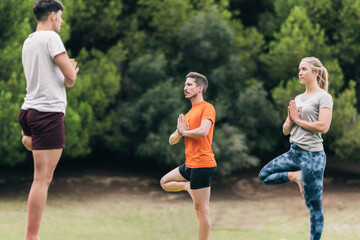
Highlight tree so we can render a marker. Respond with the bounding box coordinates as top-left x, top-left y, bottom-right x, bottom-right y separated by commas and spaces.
116, 79, 186, 165
66, 0, 124, 55
213, 124, 259, 175
177, 10, 233, 74
234, 83, 282, 155
0, 90, 27, 166
261, 6, 332, 89
327, 81, 360, 161
64, 47, 122, 158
